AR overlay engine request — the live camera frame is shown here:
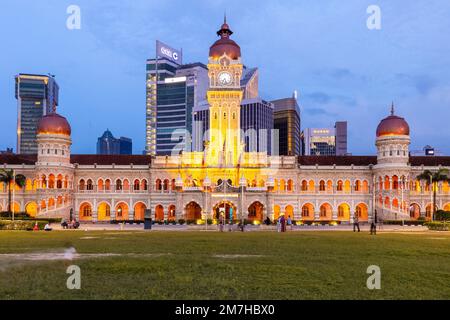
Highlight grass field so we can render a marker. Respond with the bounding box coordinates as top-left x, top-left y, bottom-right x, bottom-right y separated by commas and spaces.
0, 230, 449, 300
